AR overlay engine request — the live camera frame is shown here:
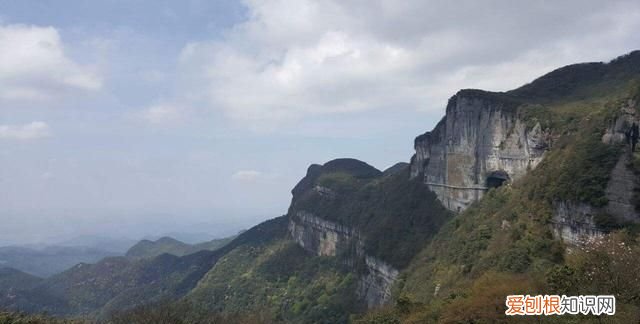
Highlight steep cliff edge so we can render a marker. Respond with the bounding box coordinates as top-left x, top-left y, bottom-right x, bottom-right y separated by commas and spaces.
287, 159, 451, 307
548, 97, 640, 245
288, 212, 398, 307
410, 52, 640, 244
4, 51, 640, 324
361, 51, 640, 324
410, 90, 549, 212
